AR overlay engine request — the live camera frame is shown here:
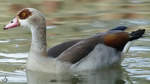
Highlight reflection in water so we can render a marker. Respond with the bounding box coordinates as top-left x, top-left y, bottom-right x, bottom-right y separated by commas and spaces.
6, 0, 150, 26
27, 66, 124, 84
